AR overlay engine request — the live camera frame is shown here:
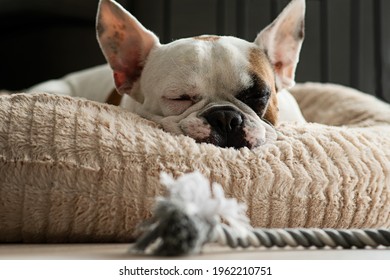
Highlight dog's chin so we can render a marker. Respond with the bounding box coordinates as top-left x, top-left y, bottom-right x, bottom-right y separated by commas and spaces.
198, 132, 250, 149
197, 124, 277, 149
182, 124, 277, 149
157, 114, 277, 149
